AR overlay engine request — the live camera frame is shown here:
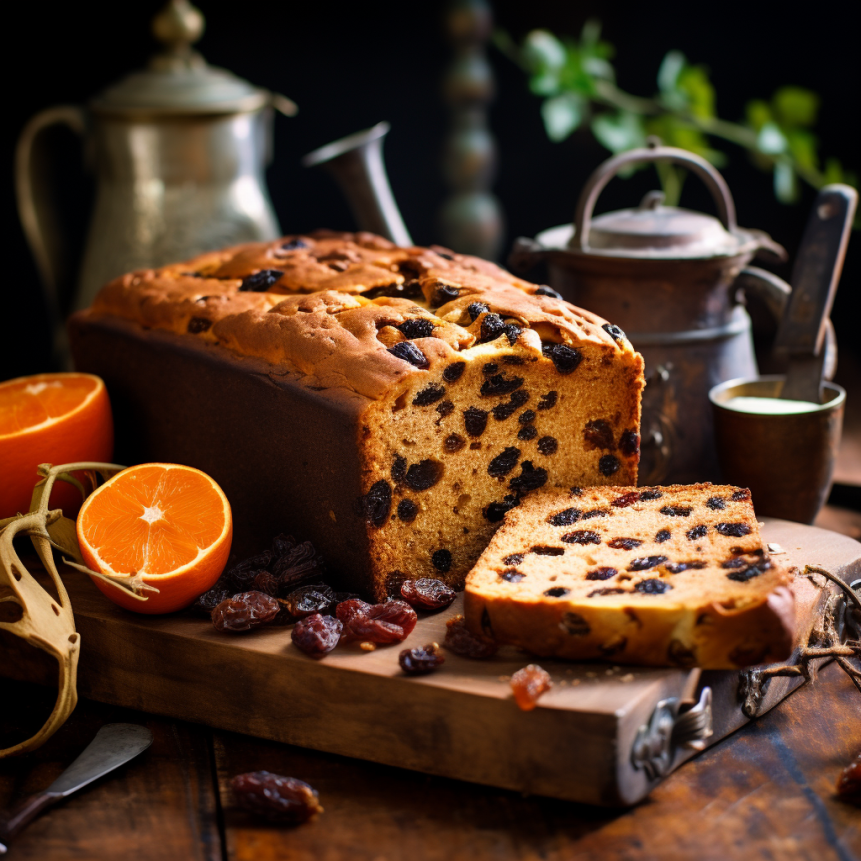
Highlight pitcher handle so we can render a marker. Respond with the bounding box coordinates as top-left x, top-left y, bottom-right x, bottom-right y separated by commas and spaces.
15, 105, 87, 326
